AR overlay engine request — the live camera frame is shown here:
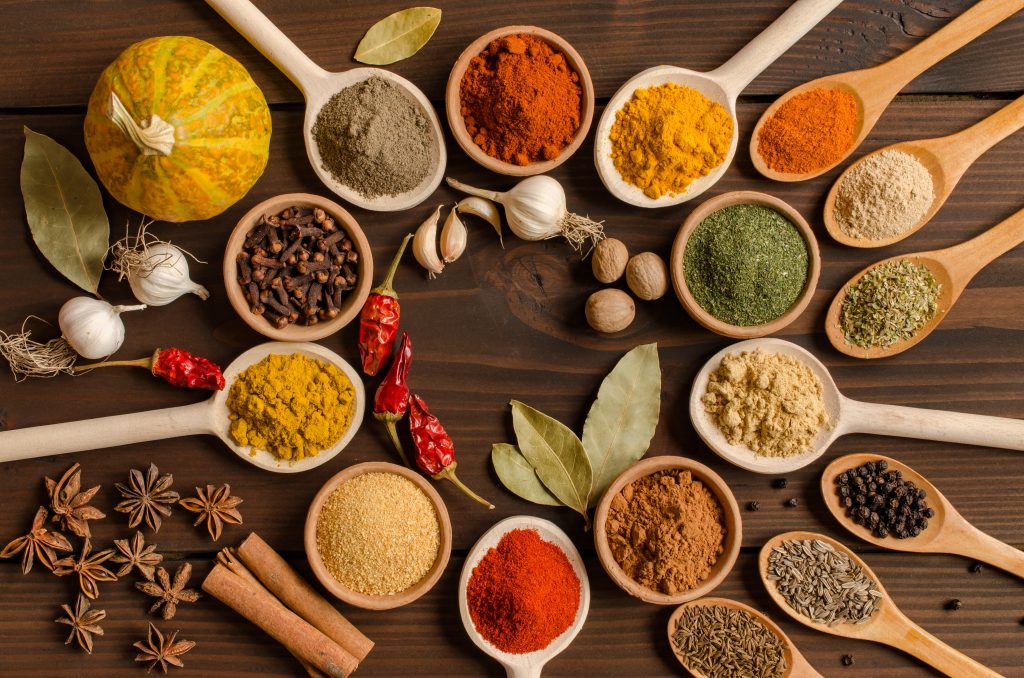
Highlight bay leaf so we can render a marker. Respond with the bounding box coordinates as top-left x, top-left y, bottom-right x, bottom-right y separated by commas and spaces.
491, 443, 562, 507
511, 400, 593, 526
20, 127, 109, 294
354, 7, 442, 65
583, 343, 661, 507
